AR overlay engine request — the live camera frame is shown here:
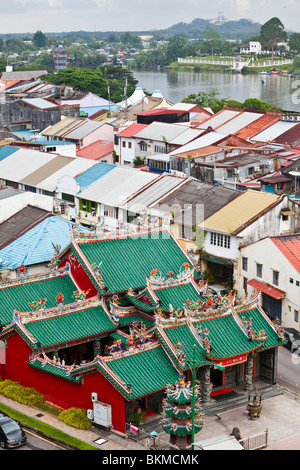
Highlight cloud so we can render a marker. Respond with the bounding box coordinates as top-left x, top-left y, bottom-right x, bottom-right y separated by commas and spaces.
0, 0, 299, 33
